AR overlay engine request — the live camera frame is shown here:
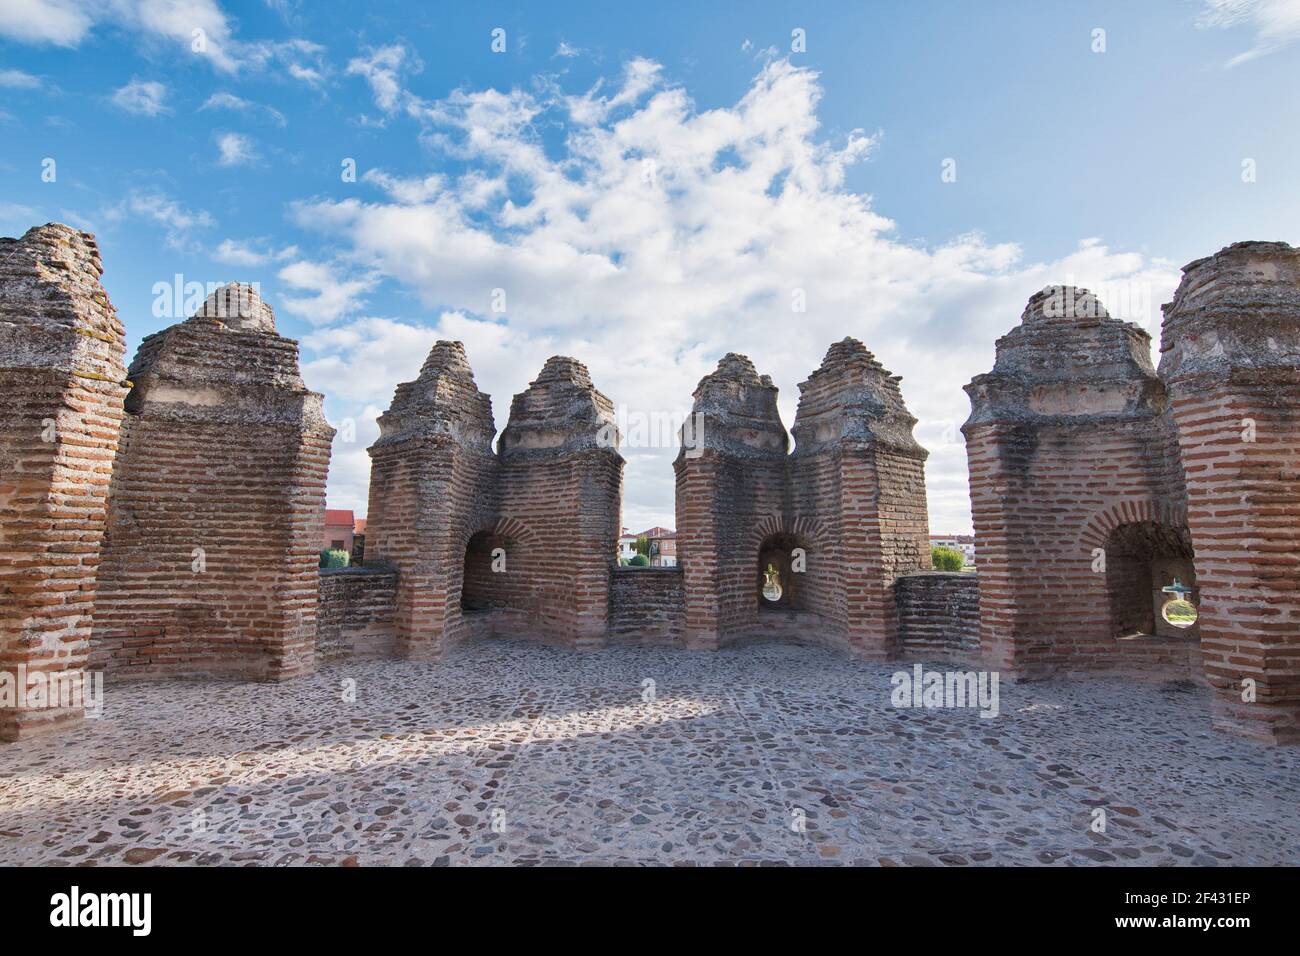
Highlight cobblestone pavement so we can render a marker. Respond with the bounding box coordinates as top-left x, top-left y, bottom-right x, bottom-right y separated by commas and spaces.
2, 639, 1298, 866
